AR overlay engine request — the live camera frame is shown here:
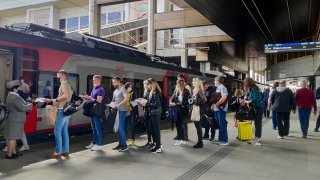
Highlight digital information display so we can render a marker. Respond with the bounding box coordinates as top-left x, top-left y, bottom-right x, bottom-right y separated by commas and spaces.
265, 42, 320, 53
